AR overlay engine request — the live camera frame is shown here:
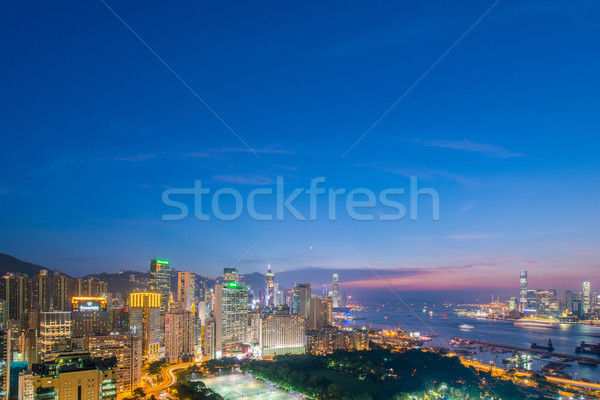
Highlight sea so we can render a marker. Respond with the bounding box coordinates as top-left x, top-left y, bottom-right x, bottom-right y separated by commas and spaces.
344, 305, 600, 382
